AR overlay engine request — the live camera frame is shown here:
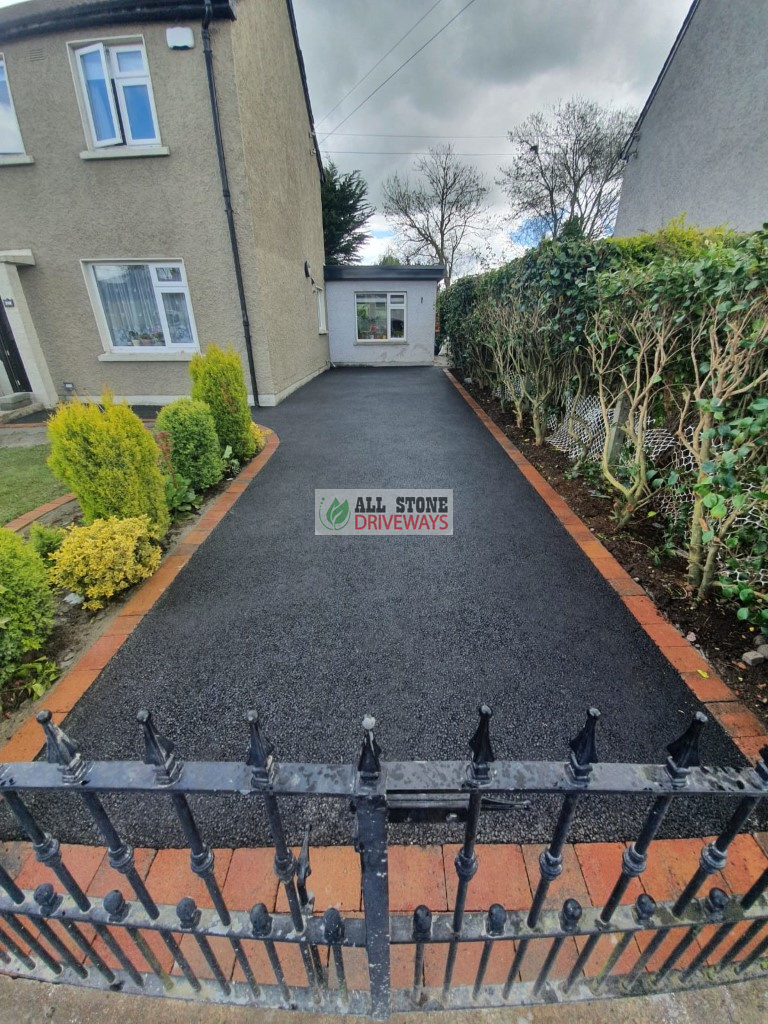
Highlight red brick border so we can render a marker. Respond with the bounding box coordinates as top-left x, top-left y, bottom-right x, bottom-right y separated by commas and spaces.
0, 431, 280, 763
444, 368, 768, 762
5, 493, 77, 534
